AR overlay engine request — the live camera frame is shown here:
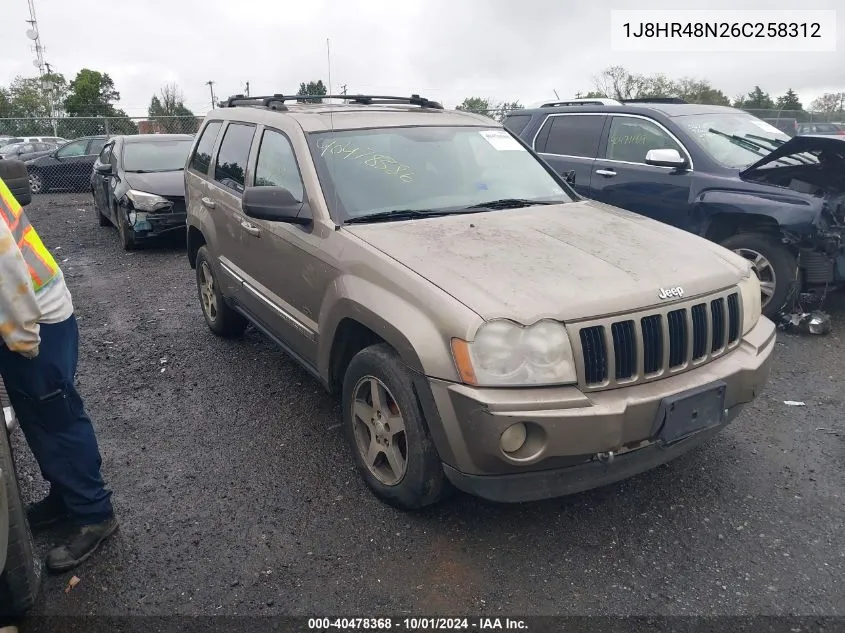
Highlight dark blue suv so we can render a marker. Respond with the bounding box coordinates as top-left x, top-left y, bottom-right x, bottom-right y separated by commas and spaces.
504, 98, 845, 319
